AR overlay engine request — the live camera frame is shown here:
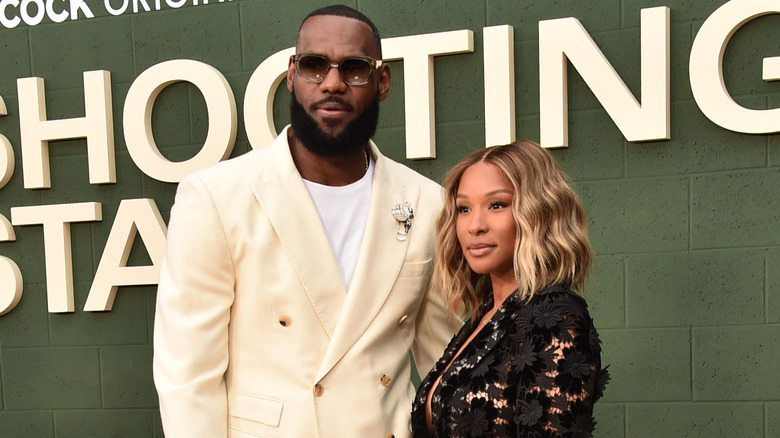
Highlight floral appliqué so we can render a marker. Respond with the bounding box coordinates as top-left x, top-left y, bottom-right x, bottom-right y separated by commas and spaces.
411, 286, 609, 438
